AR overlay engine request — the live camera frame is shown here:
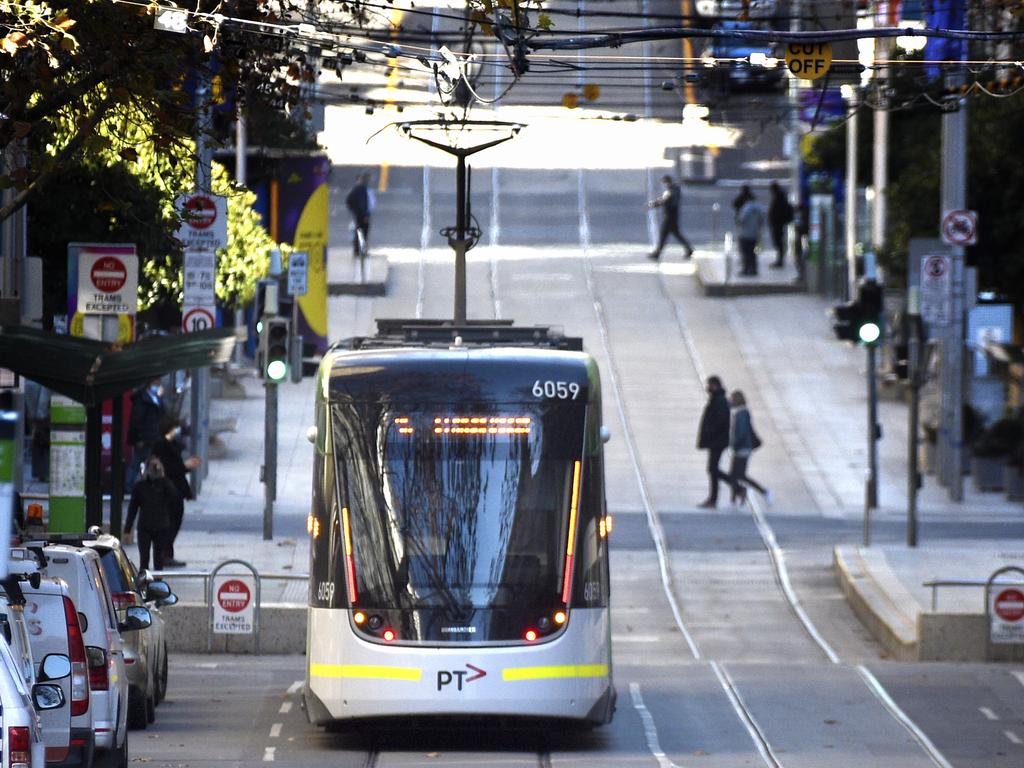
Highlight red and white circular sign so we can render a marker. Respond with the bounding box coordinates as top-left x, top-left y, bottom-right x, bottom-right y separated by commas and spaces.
217, 579, 252, 614
182, 306, 215, 333
184, 195, 218, 230
941, 209, 978, 246
90, 256, 128, 293
994, 588, 1024, 623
